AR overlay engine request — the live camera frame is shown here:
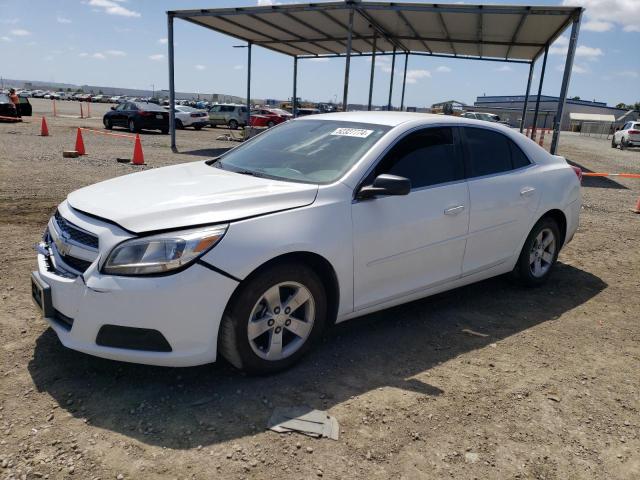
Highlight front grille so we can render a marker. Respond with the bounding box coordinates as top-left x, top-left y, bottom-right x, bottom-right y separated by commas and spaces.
54, 210, 99, 249
59, 253, 93, 273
